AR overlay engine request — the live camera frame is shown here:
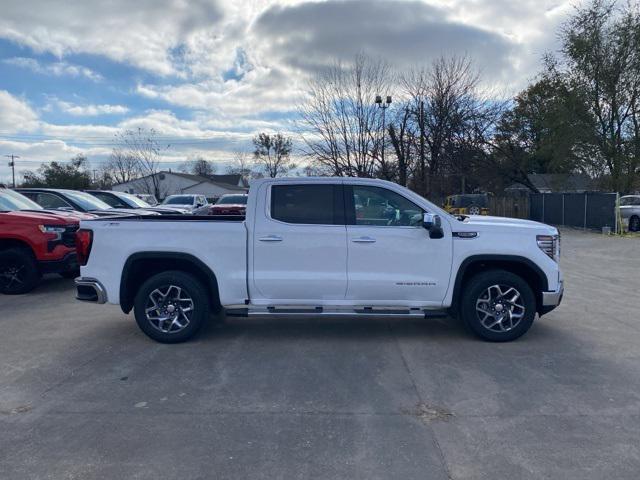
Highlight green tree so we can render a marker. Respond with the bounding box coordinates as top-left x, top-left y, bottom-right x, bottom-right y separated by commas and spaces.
253, 132, 295, 178
21, 155, 93, 189
556, 0, 640, 192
